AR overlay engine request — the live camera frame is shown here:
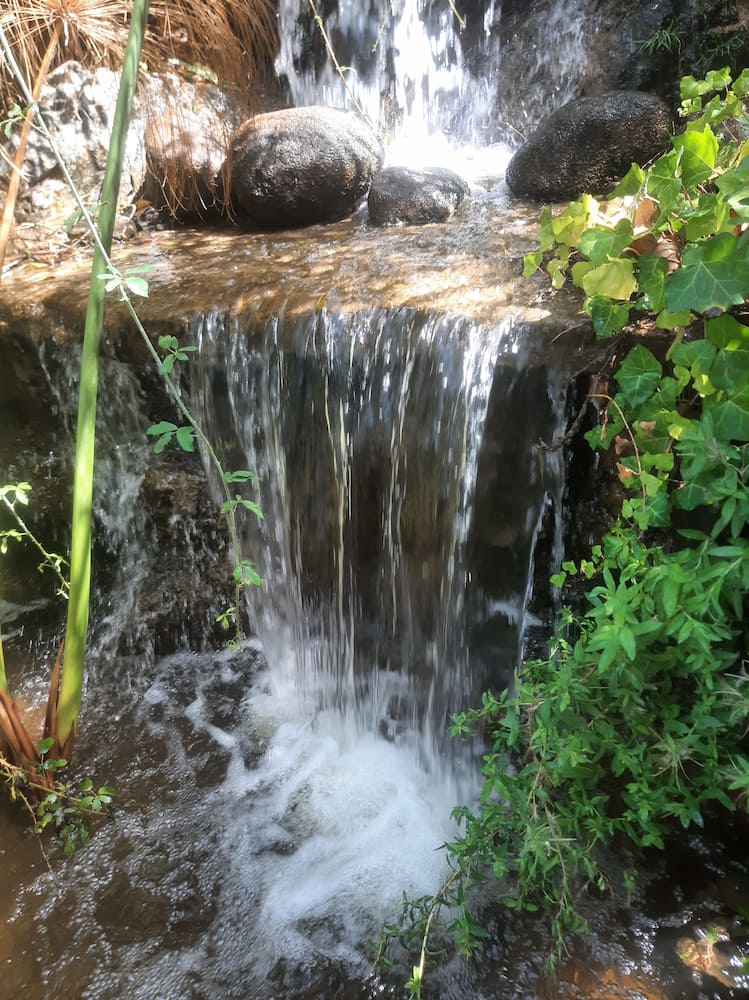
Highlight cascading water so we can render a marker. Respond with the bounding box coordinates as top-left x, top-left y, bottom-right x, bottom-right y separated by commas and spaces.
192, 307, 533, 771
275, 0, 597, 168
